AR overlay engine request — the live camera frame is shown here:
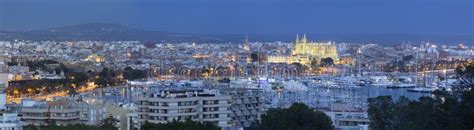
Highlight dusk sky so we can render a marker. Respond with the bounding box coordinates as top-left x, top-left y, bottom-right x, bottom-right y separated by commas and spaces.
0, 0, 472, 36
